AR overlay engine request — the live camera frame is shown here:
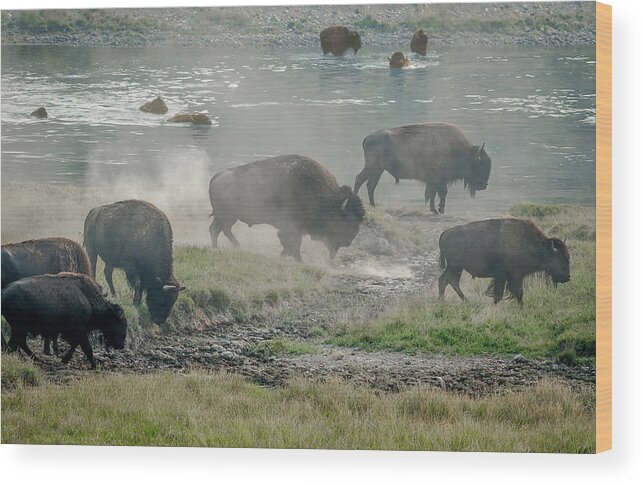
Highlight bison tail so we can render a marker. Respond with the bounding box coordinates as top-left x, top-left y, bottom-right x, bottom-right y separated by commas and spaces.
439, 251, 446, 269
